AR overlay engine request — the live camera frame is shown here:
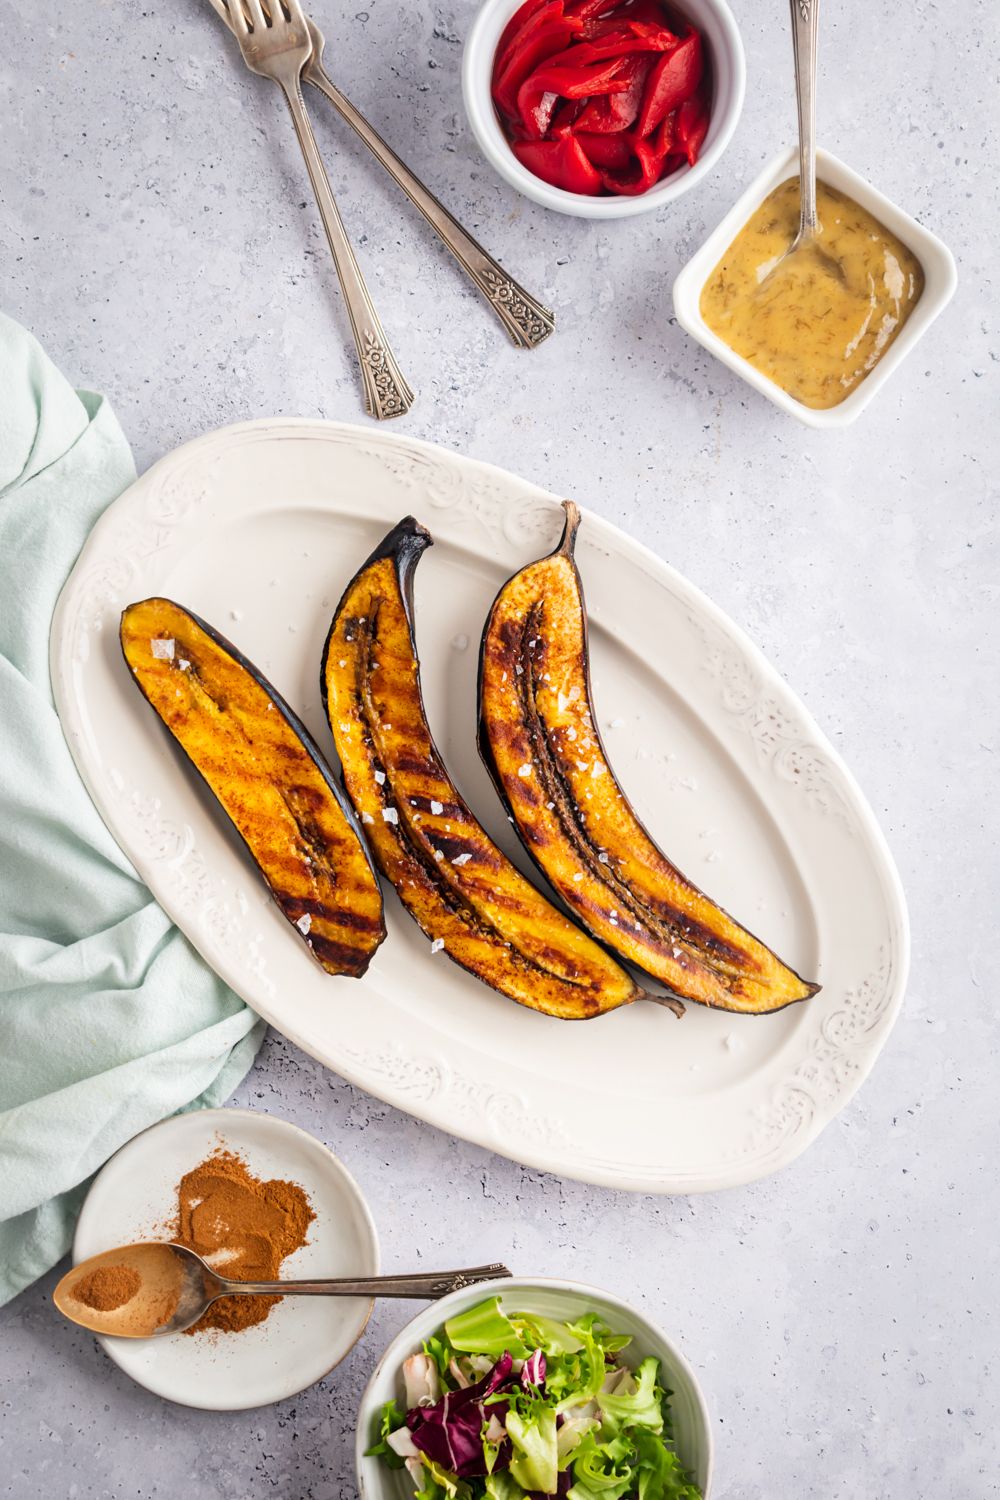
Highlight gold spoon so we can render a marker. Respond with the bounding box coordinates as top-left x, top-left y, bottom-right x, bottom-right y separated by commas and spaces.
54, 1242, 511, 1339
